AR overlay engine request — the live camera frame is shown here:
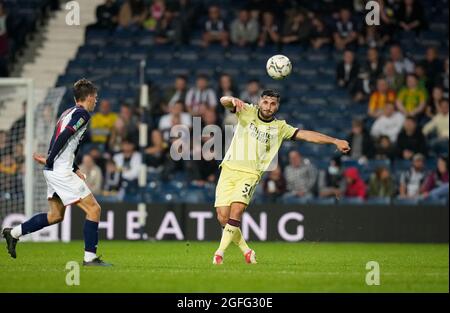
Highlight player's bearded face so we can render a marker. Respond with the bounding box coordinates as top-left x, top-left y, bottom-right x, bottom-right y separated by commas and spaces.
258, 96, 279, 119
